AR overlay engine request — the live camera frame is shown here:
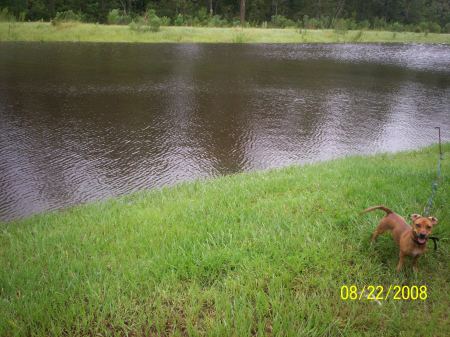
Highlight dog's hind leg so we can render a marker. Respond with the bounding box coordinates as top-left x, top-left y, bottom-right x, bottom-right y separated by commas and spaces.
371, 218, 391, 242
